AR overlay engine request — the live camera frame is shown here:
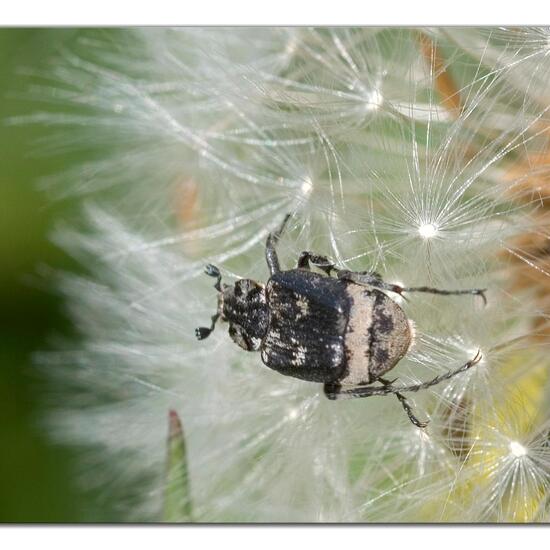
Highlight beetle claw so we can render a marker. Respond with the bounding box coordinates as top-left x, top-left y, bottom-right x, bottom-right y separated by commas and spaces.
475, 289, 488, 306
205, 264, 219, 277
415, 419, 429, 429
195, 327, 210, 340
471, 349, 483, 365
